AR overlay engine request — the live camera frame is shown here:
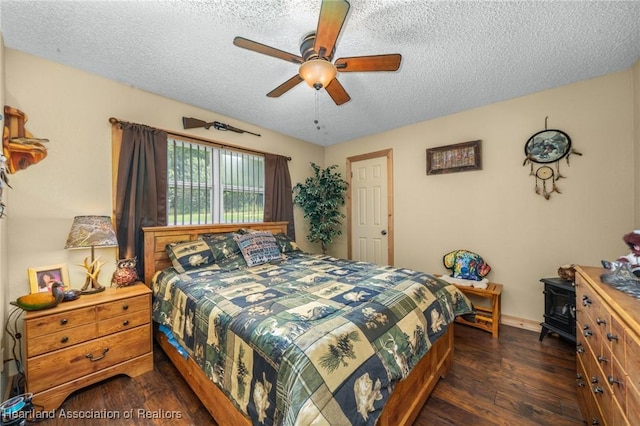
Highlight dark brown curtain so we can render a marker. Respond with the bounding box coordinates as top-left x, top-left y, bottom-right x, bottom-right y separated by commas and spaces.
264, 153, 295, 239
114, 122, 168, 276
